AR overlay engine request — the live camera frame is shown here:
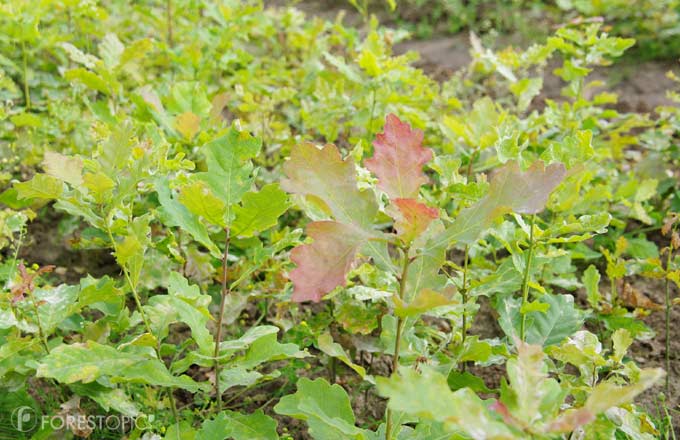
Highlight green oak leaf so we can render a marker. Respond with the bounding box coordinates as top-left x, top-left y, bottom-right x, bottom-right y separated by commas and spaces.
232, 184, 289, 237
15, 174, 63, 200
197, 410, 279, 440
36, 341, 204, 392
274, 377, 368, 440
